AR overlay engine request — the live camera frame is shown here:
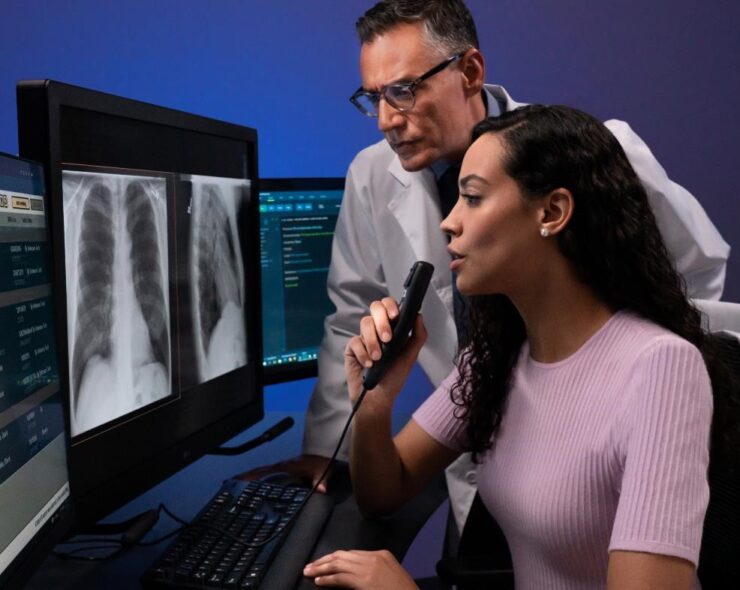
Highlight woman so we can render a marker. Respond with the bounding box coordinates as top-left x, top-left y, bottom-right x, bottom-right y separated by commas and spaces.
304, 105, 716, 589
